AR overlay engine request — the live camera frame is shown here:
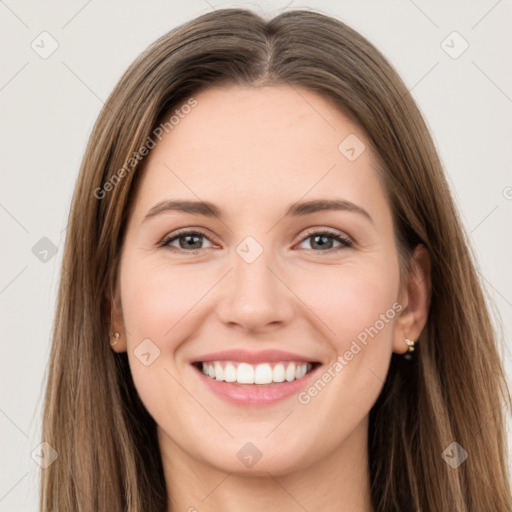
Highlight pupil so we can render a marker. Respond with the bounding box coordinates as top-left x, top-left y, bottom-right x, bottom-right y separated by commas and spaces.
312, 235, 332, 250
181, 235, 201, 249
